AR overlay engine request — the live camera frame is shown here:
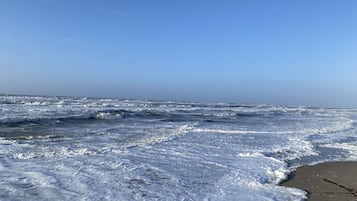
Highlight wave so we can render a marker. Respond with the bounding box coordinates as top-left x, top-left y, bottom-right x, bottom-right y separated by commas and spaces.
0, 110, 305, 128
0, 107, 351, 128
132, 124, 194, 147
0, 109, 132, 126
192, 118, 354, 136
